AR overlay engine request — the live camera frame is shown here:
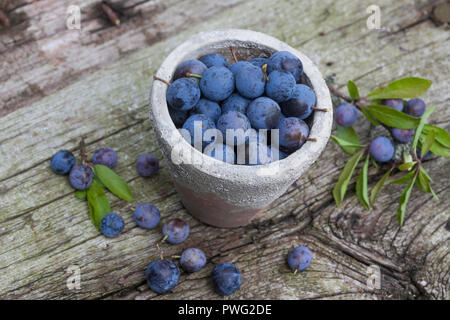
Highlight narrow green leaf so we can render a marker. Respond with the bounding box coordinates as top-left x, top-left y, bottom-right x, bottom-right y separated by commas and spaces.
356, 156, 370, 210
398, 162, 416, 171
422, 124, 450, 148
397, 175, 417, 227
360, 106, 380, 126
86, 179, 111, 229
331, 135, 365, 153
336, 125, 361, 154
93, 164, 133, 202
332, 149, 365, 206
370, 169, 391, 205
390, 170, 415, 184
419, 166, 432, 182
347, 80, 360, 99
368, 105, 419, 129
411, 106, 435, 153
368, 77, 432, 100
75, 190, 87, 199
420, 130, 435, 157
420, 132, 450, 157
418, 167, 439, 200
